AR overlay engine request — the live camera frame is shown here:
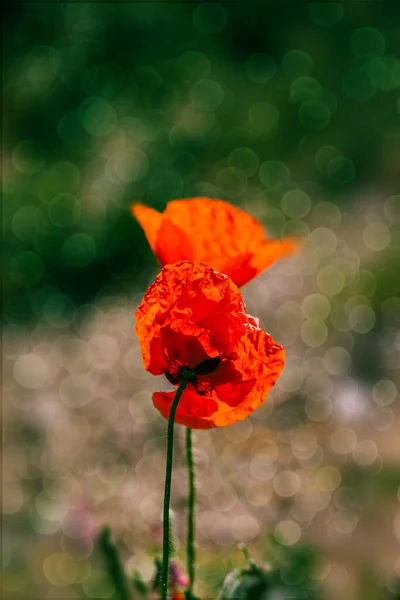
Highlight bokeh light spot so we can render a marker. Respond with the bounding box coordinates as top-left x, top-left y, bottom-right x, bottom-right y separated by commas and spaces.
312, 202, 341, 227
350, 27, 386, 58
275, 520, 301, 546
324, 347, 351, 375
249, 101, 280, 138
60, 374, 94, 407
305, 397, 332, 422
290, 77, 321, 103
299, 100, 331, 130
316, 466, 341, 492
273, 470, 300, 497
330, 428, 357, 454
384, 195, 400, 222
12, 206, 43, 241
367, 57, 396, 91
327, 156, 356, 184
90, 334, 120, 369
43, 553, 66, 586
190, 79, 224, 112
302, 294, 331, 320
12, 139, 46, 174
52, 161, 81, 193
217, 167, 247, 198
244, 53, 277, 84
49, 193, 81, 227
348, 304, 375, 334
78, 97, 117, 136
139, 493, 163, 525
301, 319, 328, 347
281, 189, 311, 218
62, 233, 96, 267
283, 50, 313, 78
259, 160, 290, 190
178, 51, 211, 81
223, 419, 253, 443
231, 515, 259, 542
43, 293, 76, 328
363, 221, 391, 250
14, 353, 49, 389
372, 379, 397, 406
109, 150, 149, 183
10, 251, 44, 286
309, 227, 337, 257
317, 266, 345, 295
229, 147, 259, 176
353, 440, 378, 466
129, 391, 158, 424
315, 146, 341, 173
